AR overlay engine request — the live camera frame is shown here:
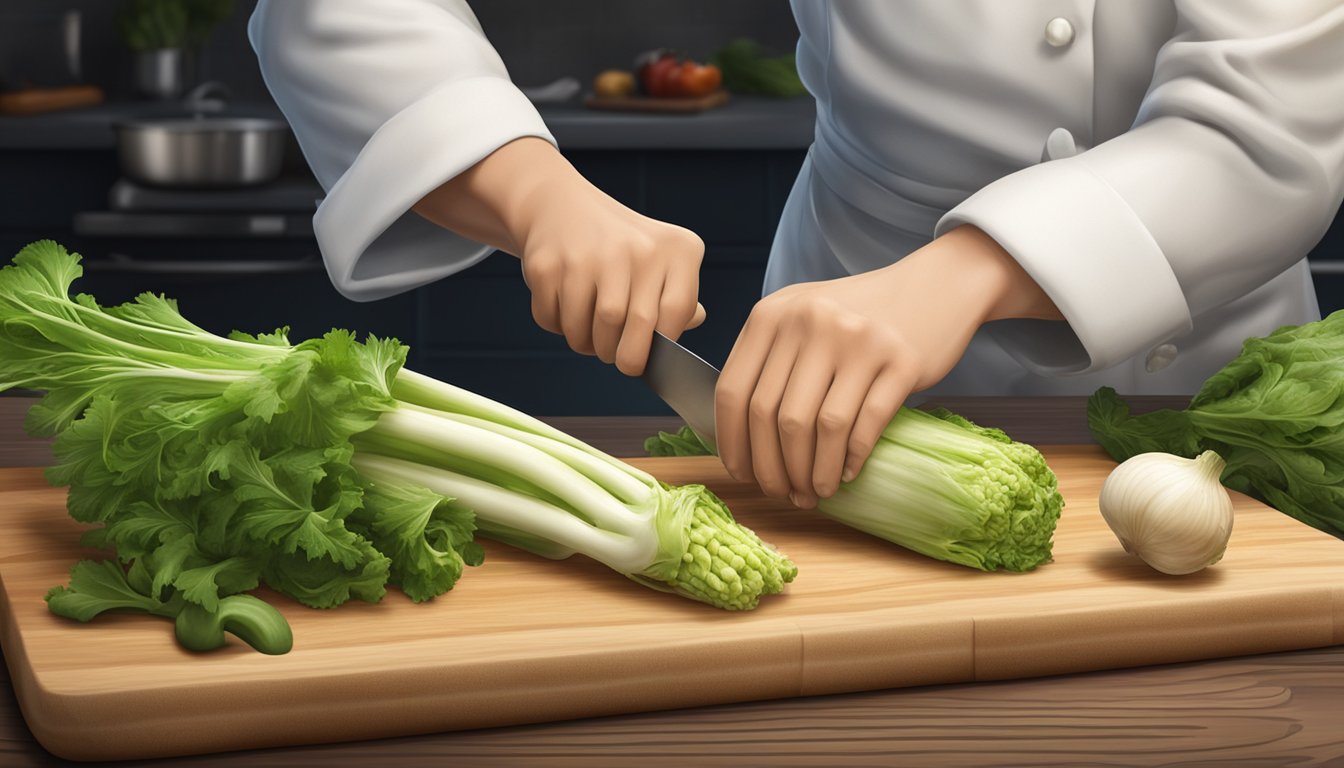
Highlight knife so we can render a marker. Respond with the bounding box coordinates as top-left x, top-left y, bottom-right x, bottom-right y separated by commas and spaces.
640, 332, 720, 454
